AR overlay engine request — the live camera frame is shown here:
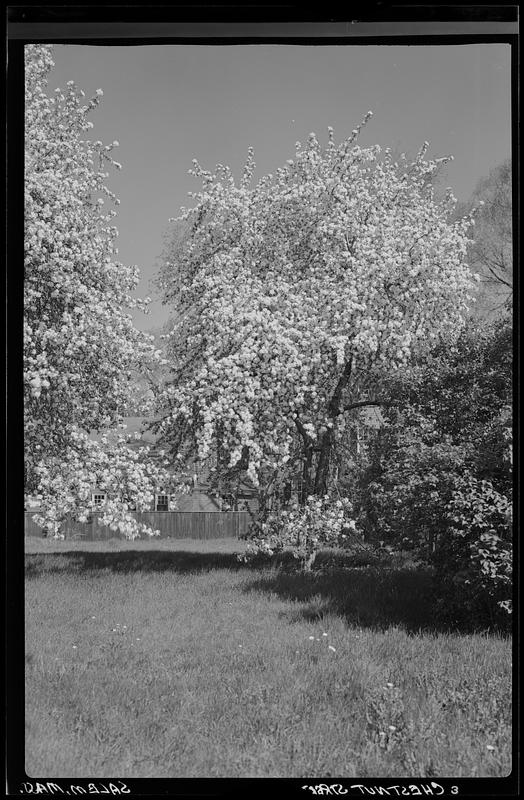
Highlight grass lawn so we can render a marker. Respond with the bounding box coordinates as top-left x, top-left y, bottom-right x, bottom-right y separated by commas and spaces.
25, 537, 512, 778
